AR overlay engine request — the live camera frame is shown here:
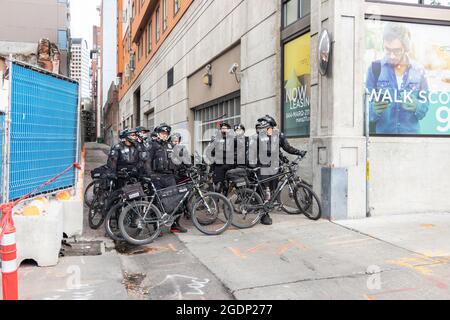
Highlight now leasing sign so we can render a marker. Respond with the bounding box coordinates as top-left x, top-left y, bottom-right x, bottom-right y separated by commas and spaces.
283, 33, 311, 137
